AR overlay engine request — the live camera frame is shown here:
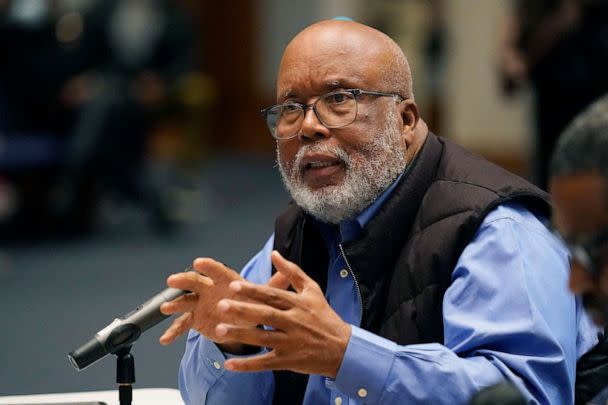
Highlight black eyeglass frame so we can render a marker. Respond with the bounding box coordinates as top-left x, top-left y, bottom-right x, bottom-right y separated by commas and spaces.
260, 88, 406, 140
